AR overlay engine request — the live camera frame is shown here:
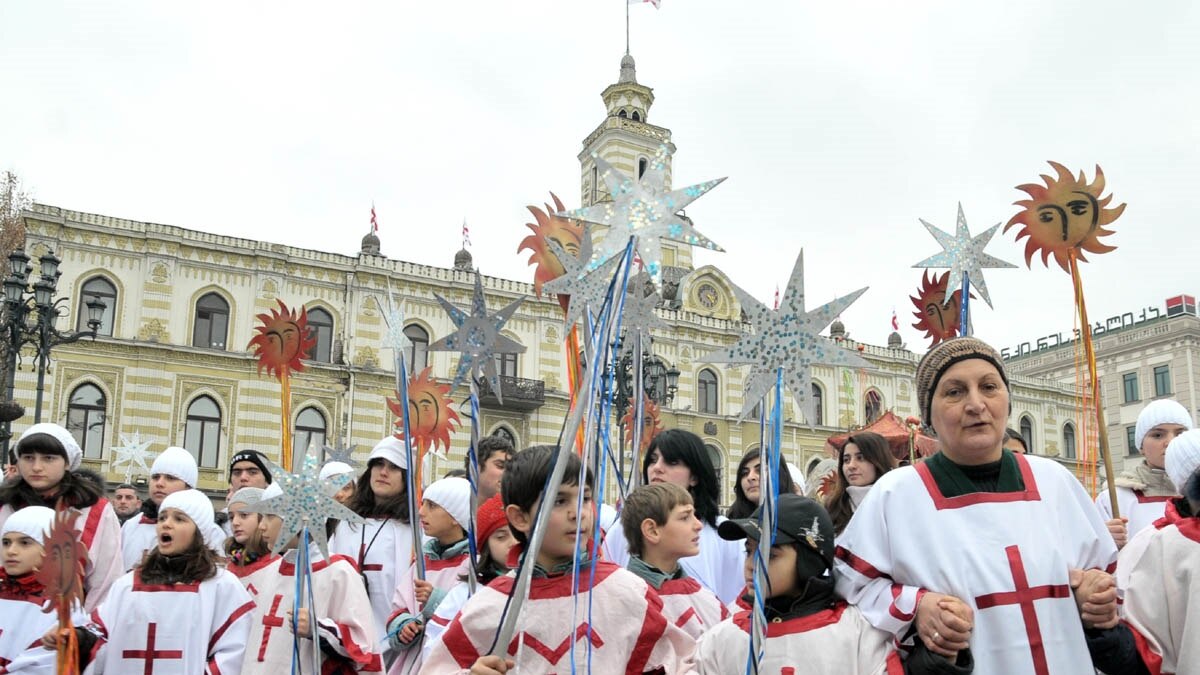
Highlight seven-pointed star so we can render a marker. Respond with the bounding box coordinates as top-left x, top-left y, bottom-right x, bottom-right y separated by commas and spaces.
247, 453, 363, 558
541, 228, 622, 330
110, 432, 154, 482
557, 143, 725, 287
705, 251, 869, 425
912, 202, 1015, 309
428, 272, 526, 403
